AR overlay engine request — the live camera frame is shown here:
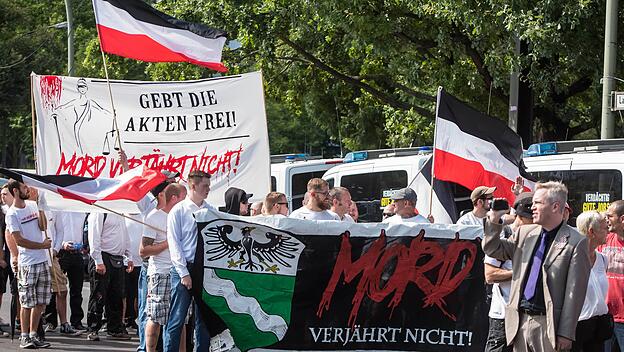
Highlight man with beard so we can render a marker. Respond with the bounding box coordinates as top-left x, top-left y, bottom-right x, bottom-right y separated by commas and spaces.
599, 200, 624, 352
289, 178, 339, 221
5, 180, 52, 349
